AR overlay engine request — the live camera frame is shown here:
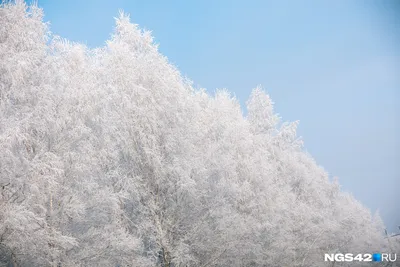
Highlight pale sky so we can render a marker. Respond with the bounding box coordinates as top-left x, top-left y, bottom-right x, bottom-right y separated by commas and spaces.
31, 0, 399, 232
